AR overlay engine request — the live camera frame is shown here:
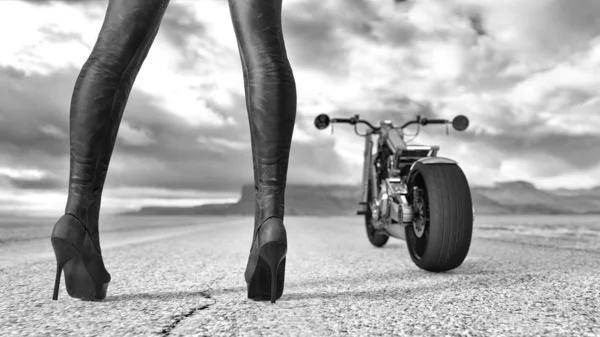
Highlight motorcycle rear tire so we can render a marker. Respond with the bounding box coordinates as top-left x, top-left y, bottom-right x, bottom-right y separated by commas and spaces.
405, 163, 473, 272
